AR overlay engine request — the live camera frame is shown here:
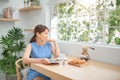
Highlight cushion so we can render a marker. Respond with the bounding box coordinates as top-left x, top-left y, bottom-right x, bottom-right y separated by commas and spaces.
21, 68, 29, 80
